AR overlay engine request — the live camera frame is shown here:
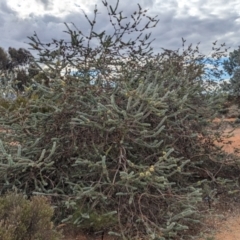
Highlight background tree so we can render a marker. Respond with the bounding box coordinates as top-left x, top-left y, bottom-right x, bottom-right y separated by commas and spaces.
0, 47, 9, 70
8, 47, 33, 69
0, 47, 35, 93
223, 46, 240, 97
